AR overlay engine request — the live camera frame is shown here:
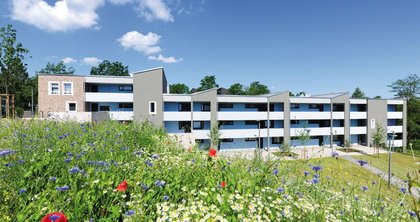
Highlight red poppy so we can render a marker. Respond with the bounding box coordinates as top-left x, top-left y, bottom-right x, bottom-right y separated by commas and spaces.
221, 181, 227, 188
208, 149, 217, 157
116, 180, 128, 192
41, 212, 68, 222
